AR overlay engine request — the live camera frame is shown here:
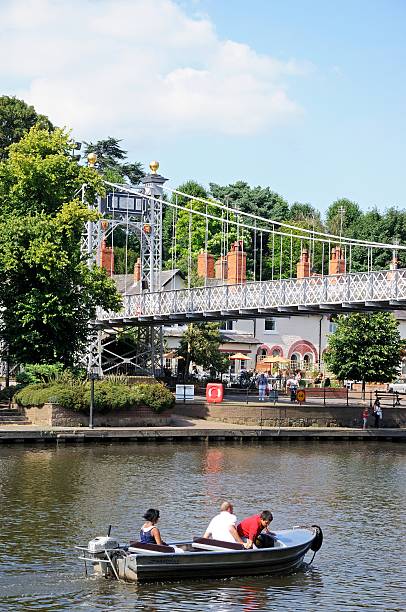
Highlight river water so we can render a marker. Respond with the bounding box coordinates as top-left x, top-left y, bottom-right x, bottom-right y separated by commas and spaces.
0, 440, 404, 611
